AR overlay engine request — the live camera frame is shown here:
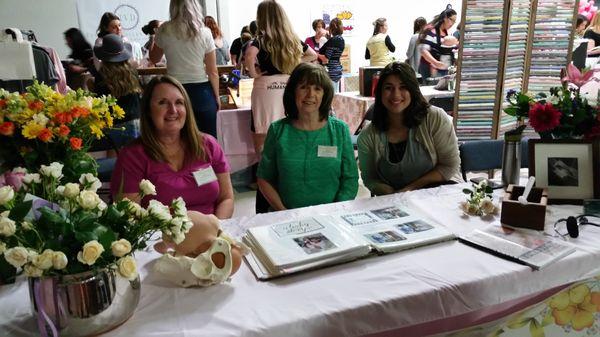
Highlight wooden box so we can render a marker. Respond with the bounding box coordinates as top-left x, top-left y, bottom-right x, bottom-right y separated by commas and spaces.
500, 184, 548, 231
